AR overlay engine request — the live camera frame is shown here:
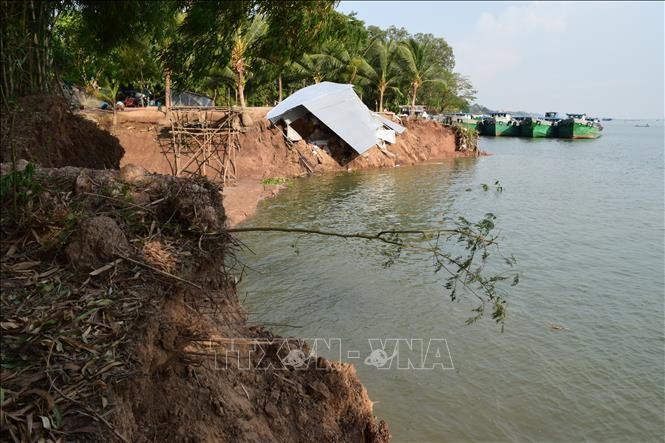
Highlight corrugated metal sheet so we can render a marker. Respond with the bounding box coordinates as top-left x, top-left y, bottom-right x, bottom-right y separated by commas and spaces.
373, 113, 406, 134
266, 82, 405, 155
